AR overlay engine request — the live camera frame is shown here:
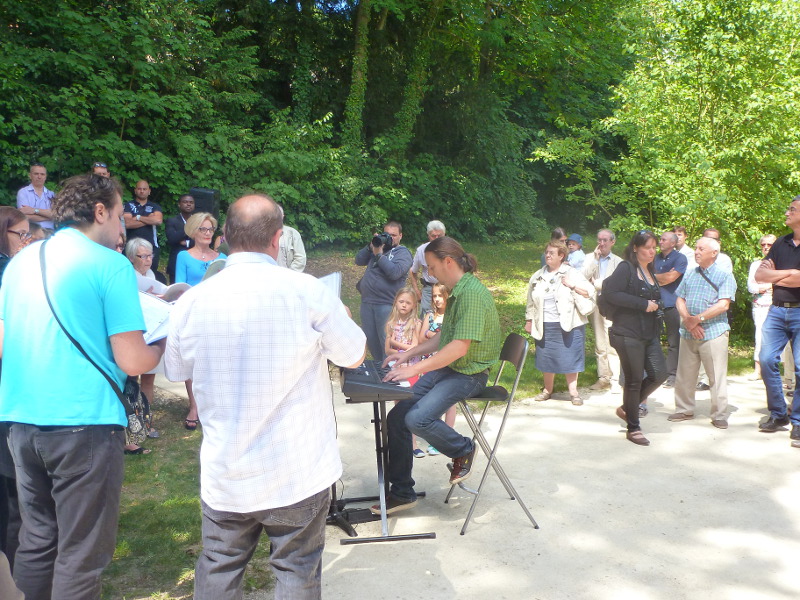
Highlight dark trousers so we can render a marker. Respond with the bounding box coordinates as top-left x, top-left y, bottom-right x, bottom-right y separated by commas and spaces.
610, 333, 668, 432
8, 424, 125, 600
663, 307, 681, 378
0, 476, 20, 570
